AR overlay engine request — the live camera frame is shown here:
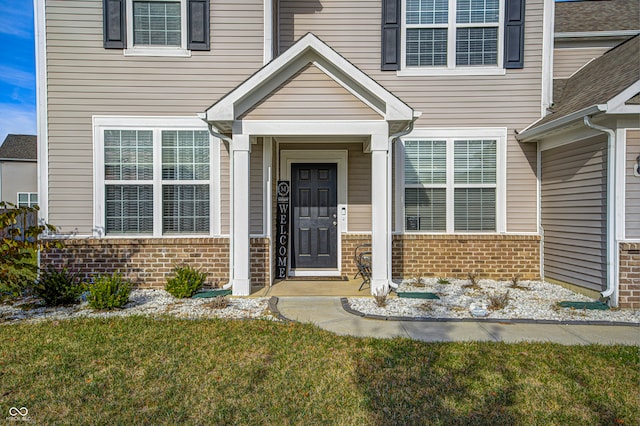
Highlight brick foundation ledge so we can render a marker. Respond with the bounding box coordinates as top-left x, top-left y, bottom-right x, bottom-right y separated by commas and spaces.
392, 234, 541, 281
41, 237, 231, 288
